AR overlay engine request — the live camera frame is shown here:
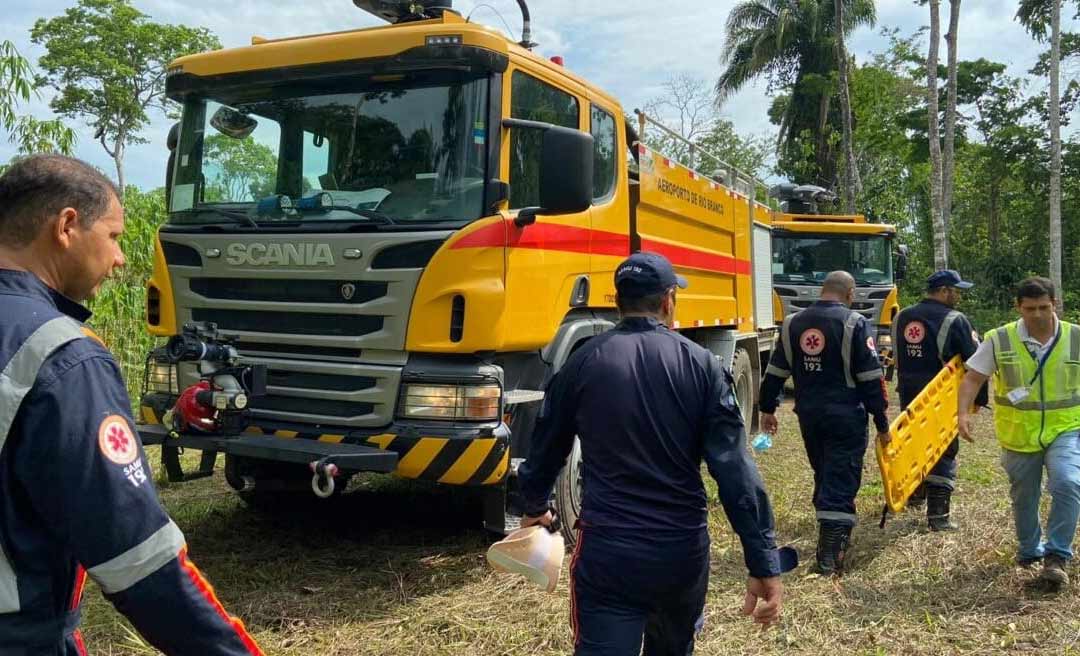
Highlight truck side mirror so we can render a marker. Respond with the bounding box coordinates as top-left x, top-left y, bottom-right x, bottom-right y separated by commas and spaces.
895, 244, 909, 282
503, 119, 594, 227
165, 122, 180, 210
